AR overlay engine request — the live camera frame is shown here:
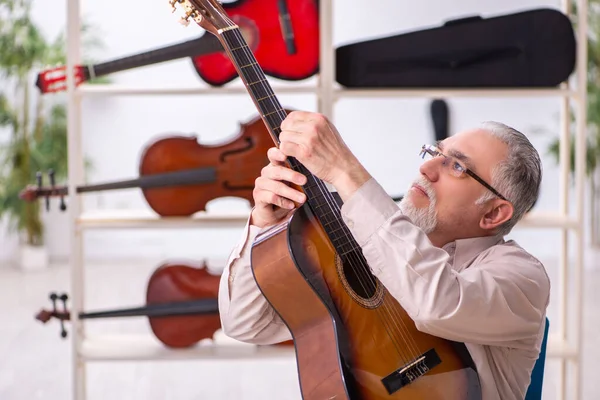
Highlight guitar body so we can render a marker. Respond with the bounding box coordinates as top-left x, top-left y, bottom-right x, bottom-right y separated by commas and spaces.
191, 0, 320, 86
251, 200, 481, 399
